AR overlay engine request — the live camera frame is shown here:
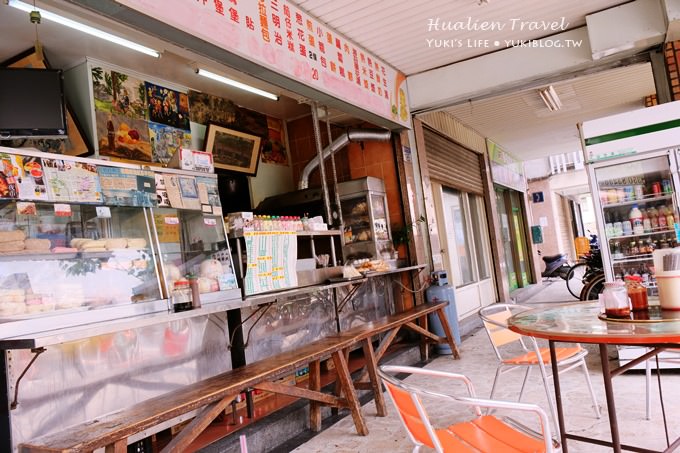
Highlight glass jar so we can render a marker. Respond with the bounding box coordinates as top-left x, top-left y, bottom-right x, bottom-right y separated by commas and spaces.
171, 280, 193, 312
625, 275, 648, 311
602, 281, 630, 318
